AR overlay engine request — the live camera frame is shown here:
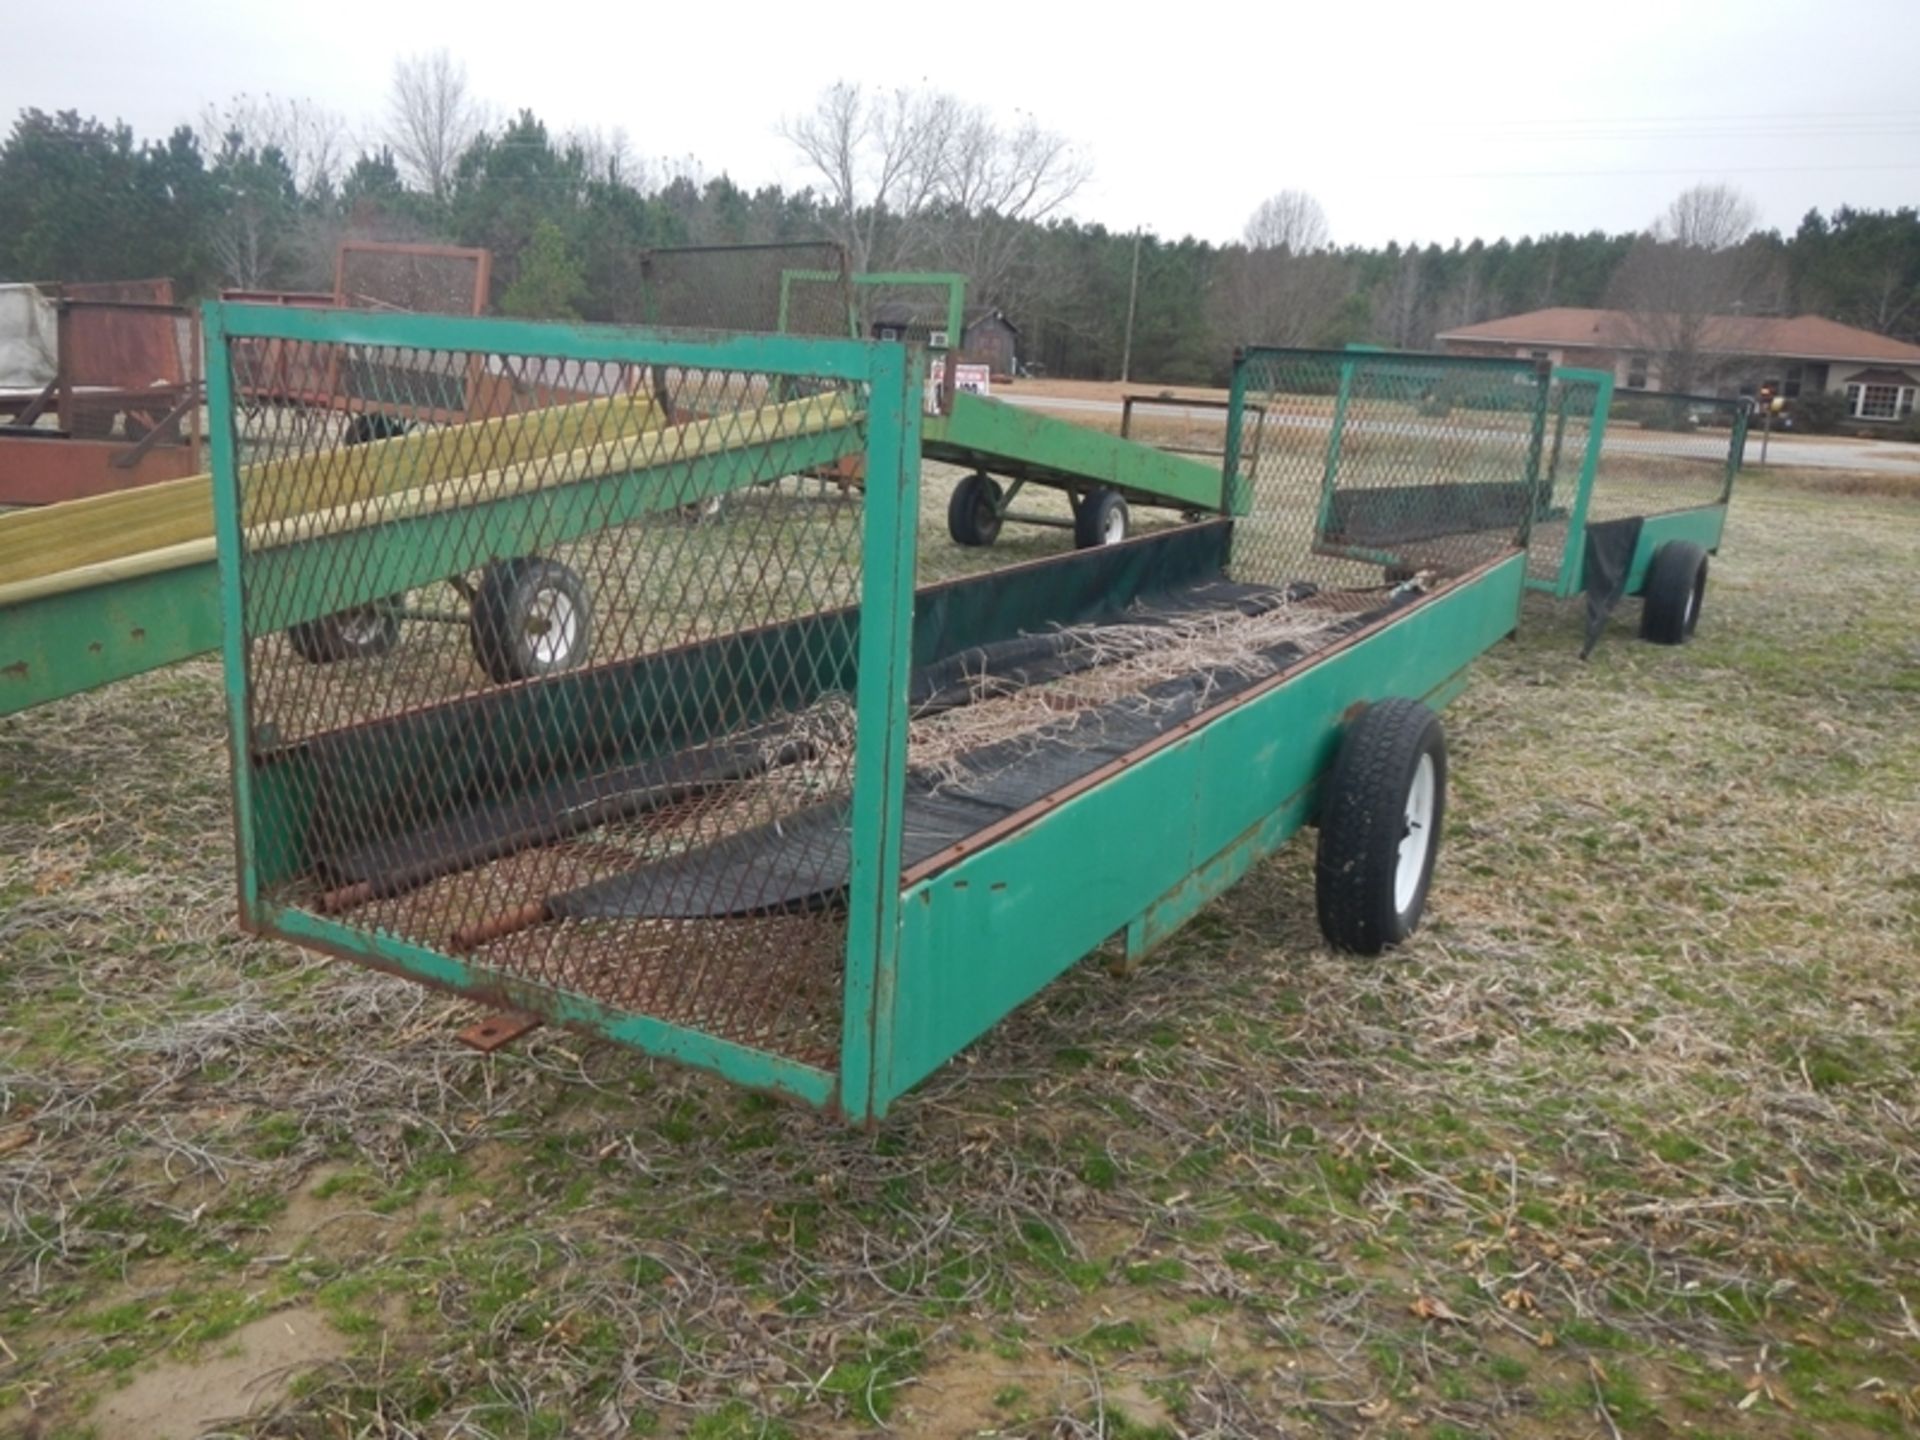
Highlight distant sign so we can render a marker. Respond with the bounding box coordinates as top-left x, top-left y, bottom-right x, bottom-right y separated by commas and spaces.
954, 363, 992, 397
